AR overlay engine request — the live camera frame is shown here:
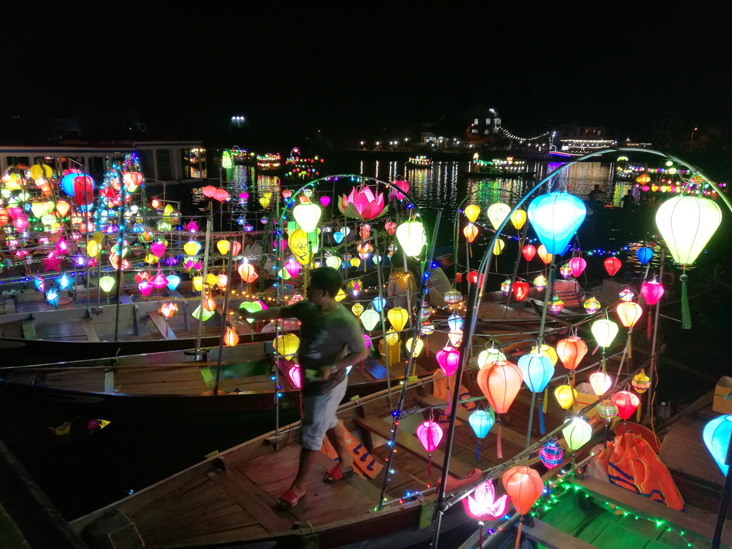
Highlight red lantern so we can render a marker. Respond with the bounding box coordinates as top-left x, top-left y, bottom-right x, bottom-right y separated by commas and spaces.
463, 224, 479, 243
604, 257, 621, 276
616, 302, 643, 328
611, 390, 640, 420
214, 188, 229, 202
385, 221, 396, 235
522, 244, 536, 262
202, 185, 217, 198
512, 281, 529, 301
641, 279, 665, 305
556, 336, 587, 370
436, 346, 460, 376
73, 175, 95, 206
477, 361, 522, 414
568, 257, 587, 277
467, 271, 485, 286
